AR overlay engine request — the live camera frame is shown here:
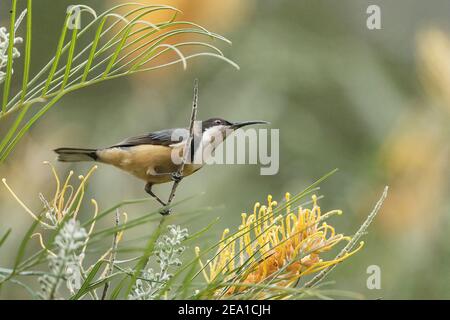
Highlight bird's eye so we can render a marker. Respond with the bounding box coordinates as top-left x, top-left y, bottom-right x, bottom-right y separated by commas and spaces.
214, 120, 221, 125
